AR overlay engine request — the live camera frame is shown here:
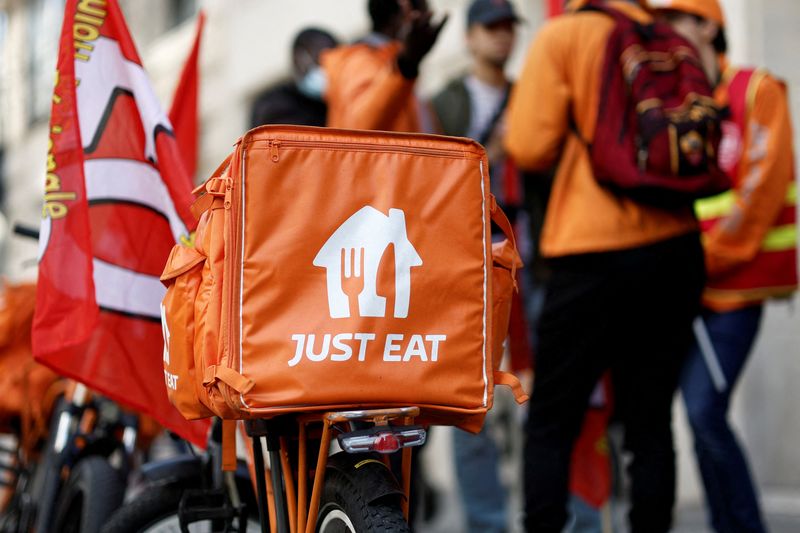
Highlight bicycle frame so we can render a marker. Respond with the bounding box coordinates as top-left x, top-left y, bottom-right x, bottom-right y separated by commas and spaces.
244, 406, 423, 533
31, 382, 140, 532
